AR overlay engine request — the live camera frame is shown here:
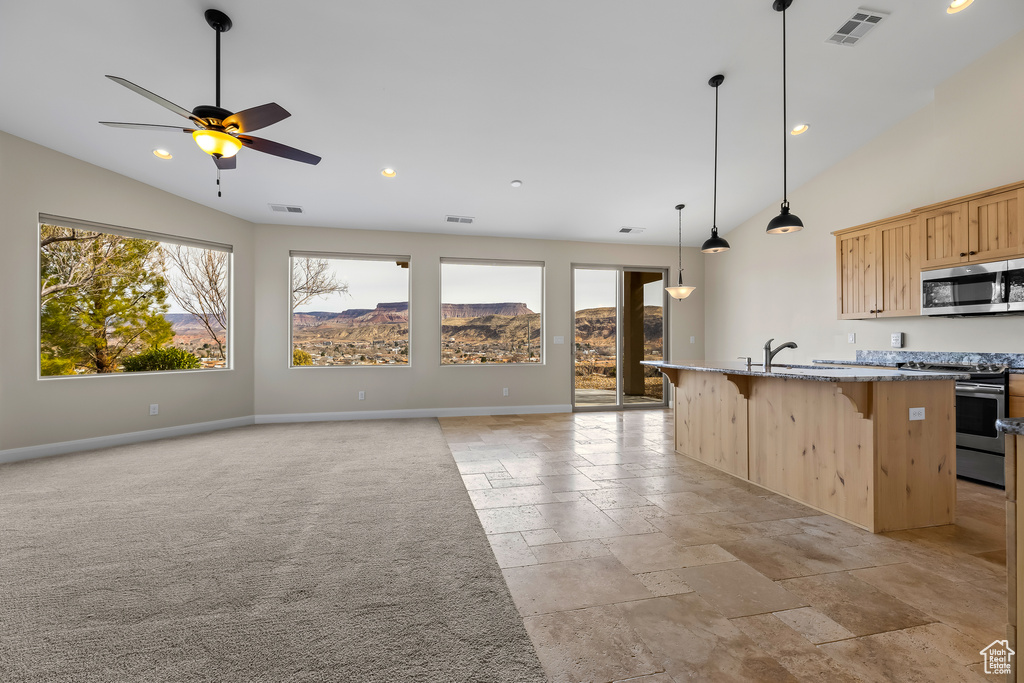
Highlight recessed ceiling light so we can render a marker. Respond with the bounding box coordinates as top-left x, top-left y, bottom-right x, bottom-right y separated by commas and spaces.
510, 180, 523, 188
947, 0, 973, 14
381, 168, 397, 178
153, 149, 173, 159
790, 124, 809, 136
